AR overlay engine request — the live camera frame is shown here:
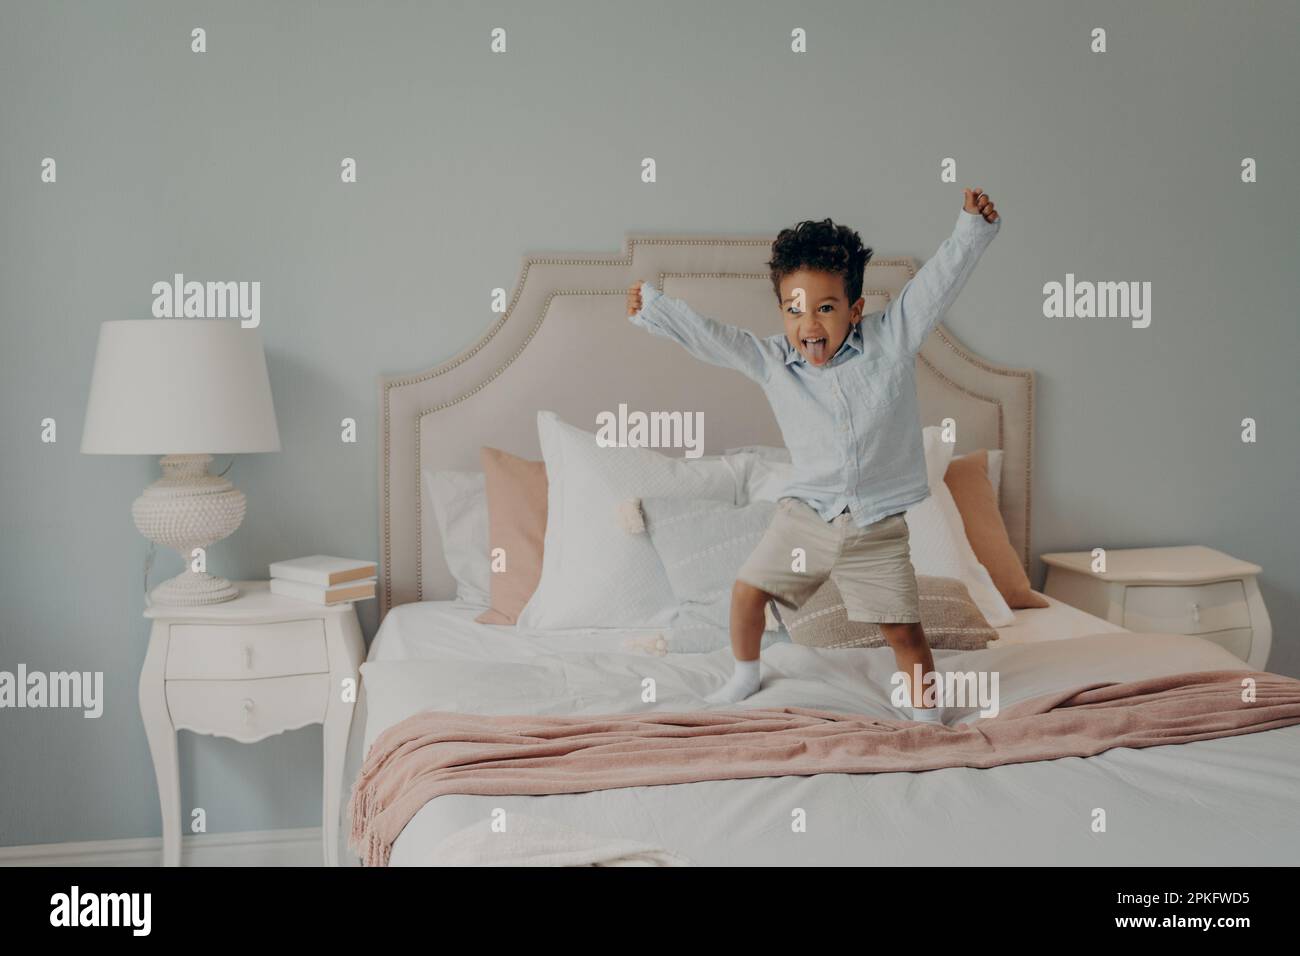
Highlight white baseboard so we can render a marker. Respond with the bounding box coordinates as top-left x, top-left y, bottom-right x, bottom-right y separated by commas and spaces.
0, 827, 332, 867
